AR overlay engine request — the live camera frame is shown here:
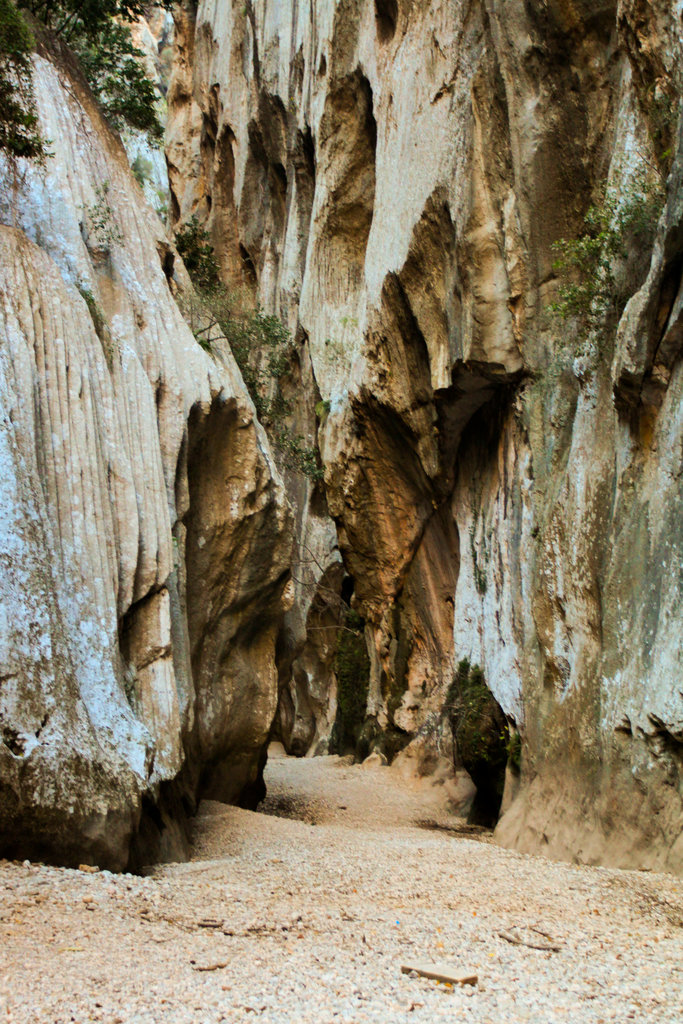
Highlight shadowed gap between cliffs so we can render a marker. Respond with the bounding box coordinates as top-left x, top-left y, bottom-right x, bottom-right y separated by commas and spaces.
127, 393, 292, 869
